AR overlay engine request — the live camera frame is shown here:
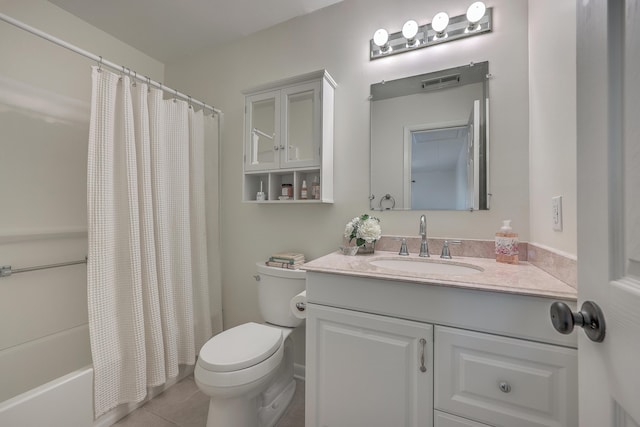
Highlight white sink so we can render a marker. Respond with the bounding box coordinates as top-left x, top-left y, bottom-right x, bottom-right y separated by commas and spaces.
369, 258, 483, 275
